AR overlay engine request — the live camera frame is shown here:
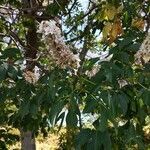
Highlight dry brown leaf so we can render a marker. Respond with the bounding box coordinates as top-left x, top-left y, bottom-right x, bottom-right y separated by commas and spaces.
132, 18, 145, 30
109, 19, 123, 43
